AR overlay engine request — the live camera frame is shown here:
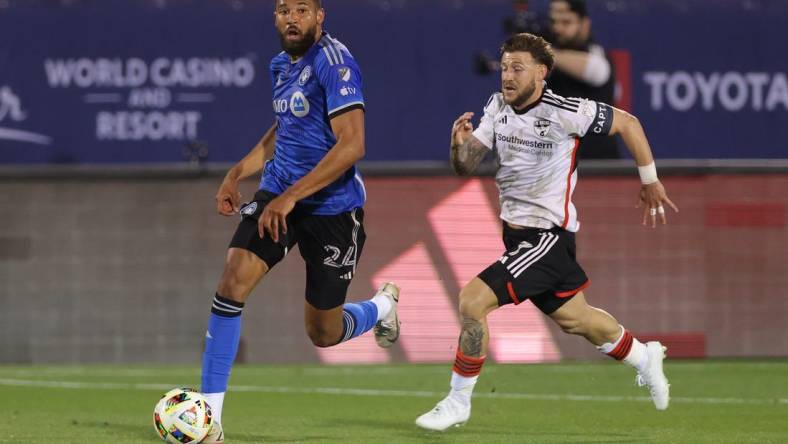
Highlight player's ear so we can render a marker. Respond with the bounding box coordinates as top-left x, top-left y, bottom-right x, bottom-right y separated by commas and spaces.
537, 64, 548, 82
316, 5, 325, 25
